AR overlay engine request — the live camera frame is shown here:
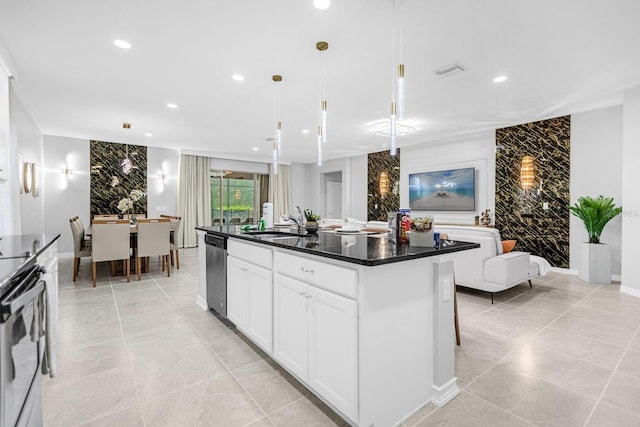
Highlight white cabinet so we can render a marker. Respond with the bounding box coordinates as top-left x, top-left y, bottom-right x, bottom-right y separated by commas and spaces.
227, 255, 273, 353
274, 273, 358, 421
